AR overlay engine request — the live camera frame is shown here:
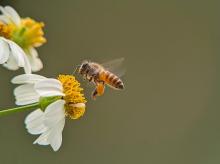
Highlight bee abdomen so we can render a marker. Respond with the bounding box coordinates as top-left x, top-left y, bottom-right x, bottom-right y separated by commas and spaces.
104, 71, 124, 89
